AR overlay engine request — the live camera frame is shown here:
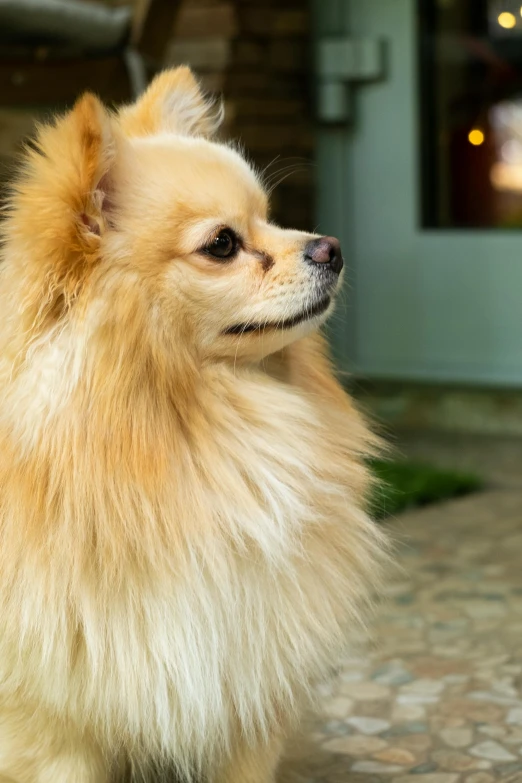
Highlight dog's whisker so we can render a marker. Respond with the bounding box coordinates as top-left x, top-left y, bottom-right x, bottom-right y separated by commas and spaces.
258, 154, 282, 180
260, 155, 313, 181
263, 163, 307, 183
